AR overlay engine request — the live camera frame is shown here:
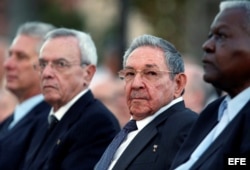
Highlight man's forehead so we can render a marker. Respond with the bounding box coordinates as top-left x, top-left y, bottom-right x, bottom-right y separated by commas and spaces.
214, 8, 246, 24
